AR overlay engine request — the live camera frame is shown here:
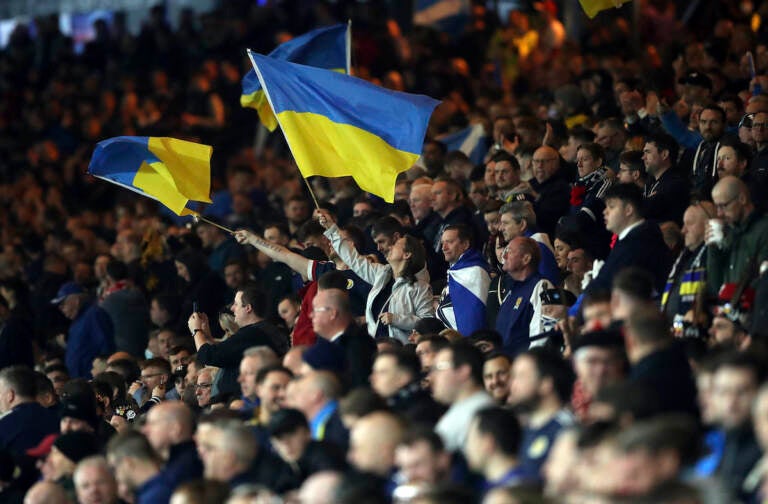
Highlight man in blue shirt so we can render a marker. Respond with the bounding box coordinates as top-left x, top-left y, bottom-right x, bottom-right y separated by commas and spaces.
507, 348, 575, 475
495, 237, 553, 356
106, 431, 173, 504
53, 282, 115, 379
